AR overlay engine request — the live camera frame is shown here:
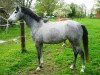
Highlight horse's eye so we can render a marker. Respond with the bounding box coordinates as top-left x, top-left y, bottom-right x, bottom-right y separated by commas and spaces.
15, 11, 17, 13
